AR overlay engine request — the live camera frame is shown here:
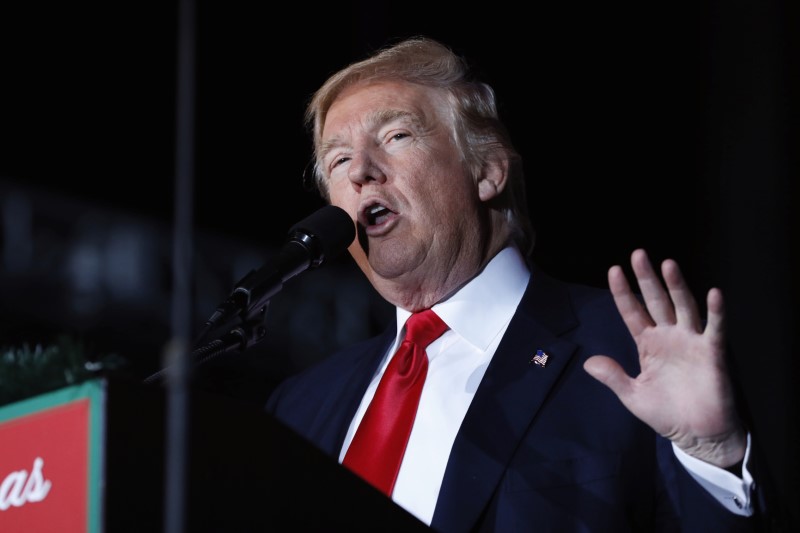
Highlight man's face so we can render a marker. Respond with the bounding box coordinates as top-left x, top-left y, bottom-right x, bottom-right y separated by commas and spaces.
320, 80, 486, 305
